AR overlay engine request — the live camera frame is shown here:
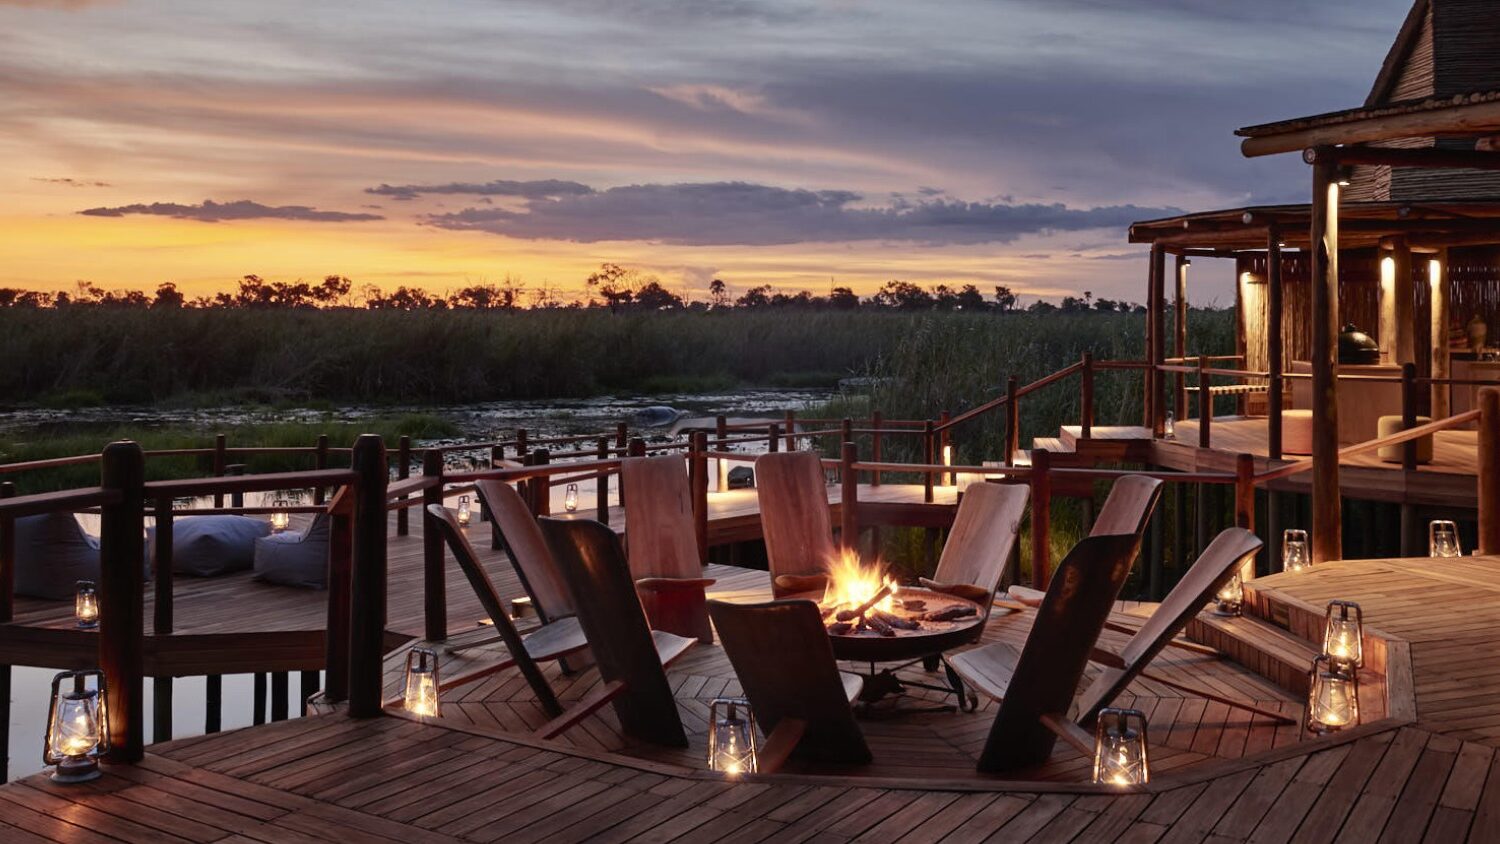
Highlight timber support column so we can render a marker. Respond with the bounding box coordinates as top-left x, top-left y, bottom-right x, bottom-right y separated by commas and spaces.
99, 441, 145, 763
1175, 254, 1189, 420
1431, 250, 1450, 417
1147, 244, 1166, 435
1267, 225, 1284, 460
1479, 388, 1500, 554
1307, 147, 1342, 564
